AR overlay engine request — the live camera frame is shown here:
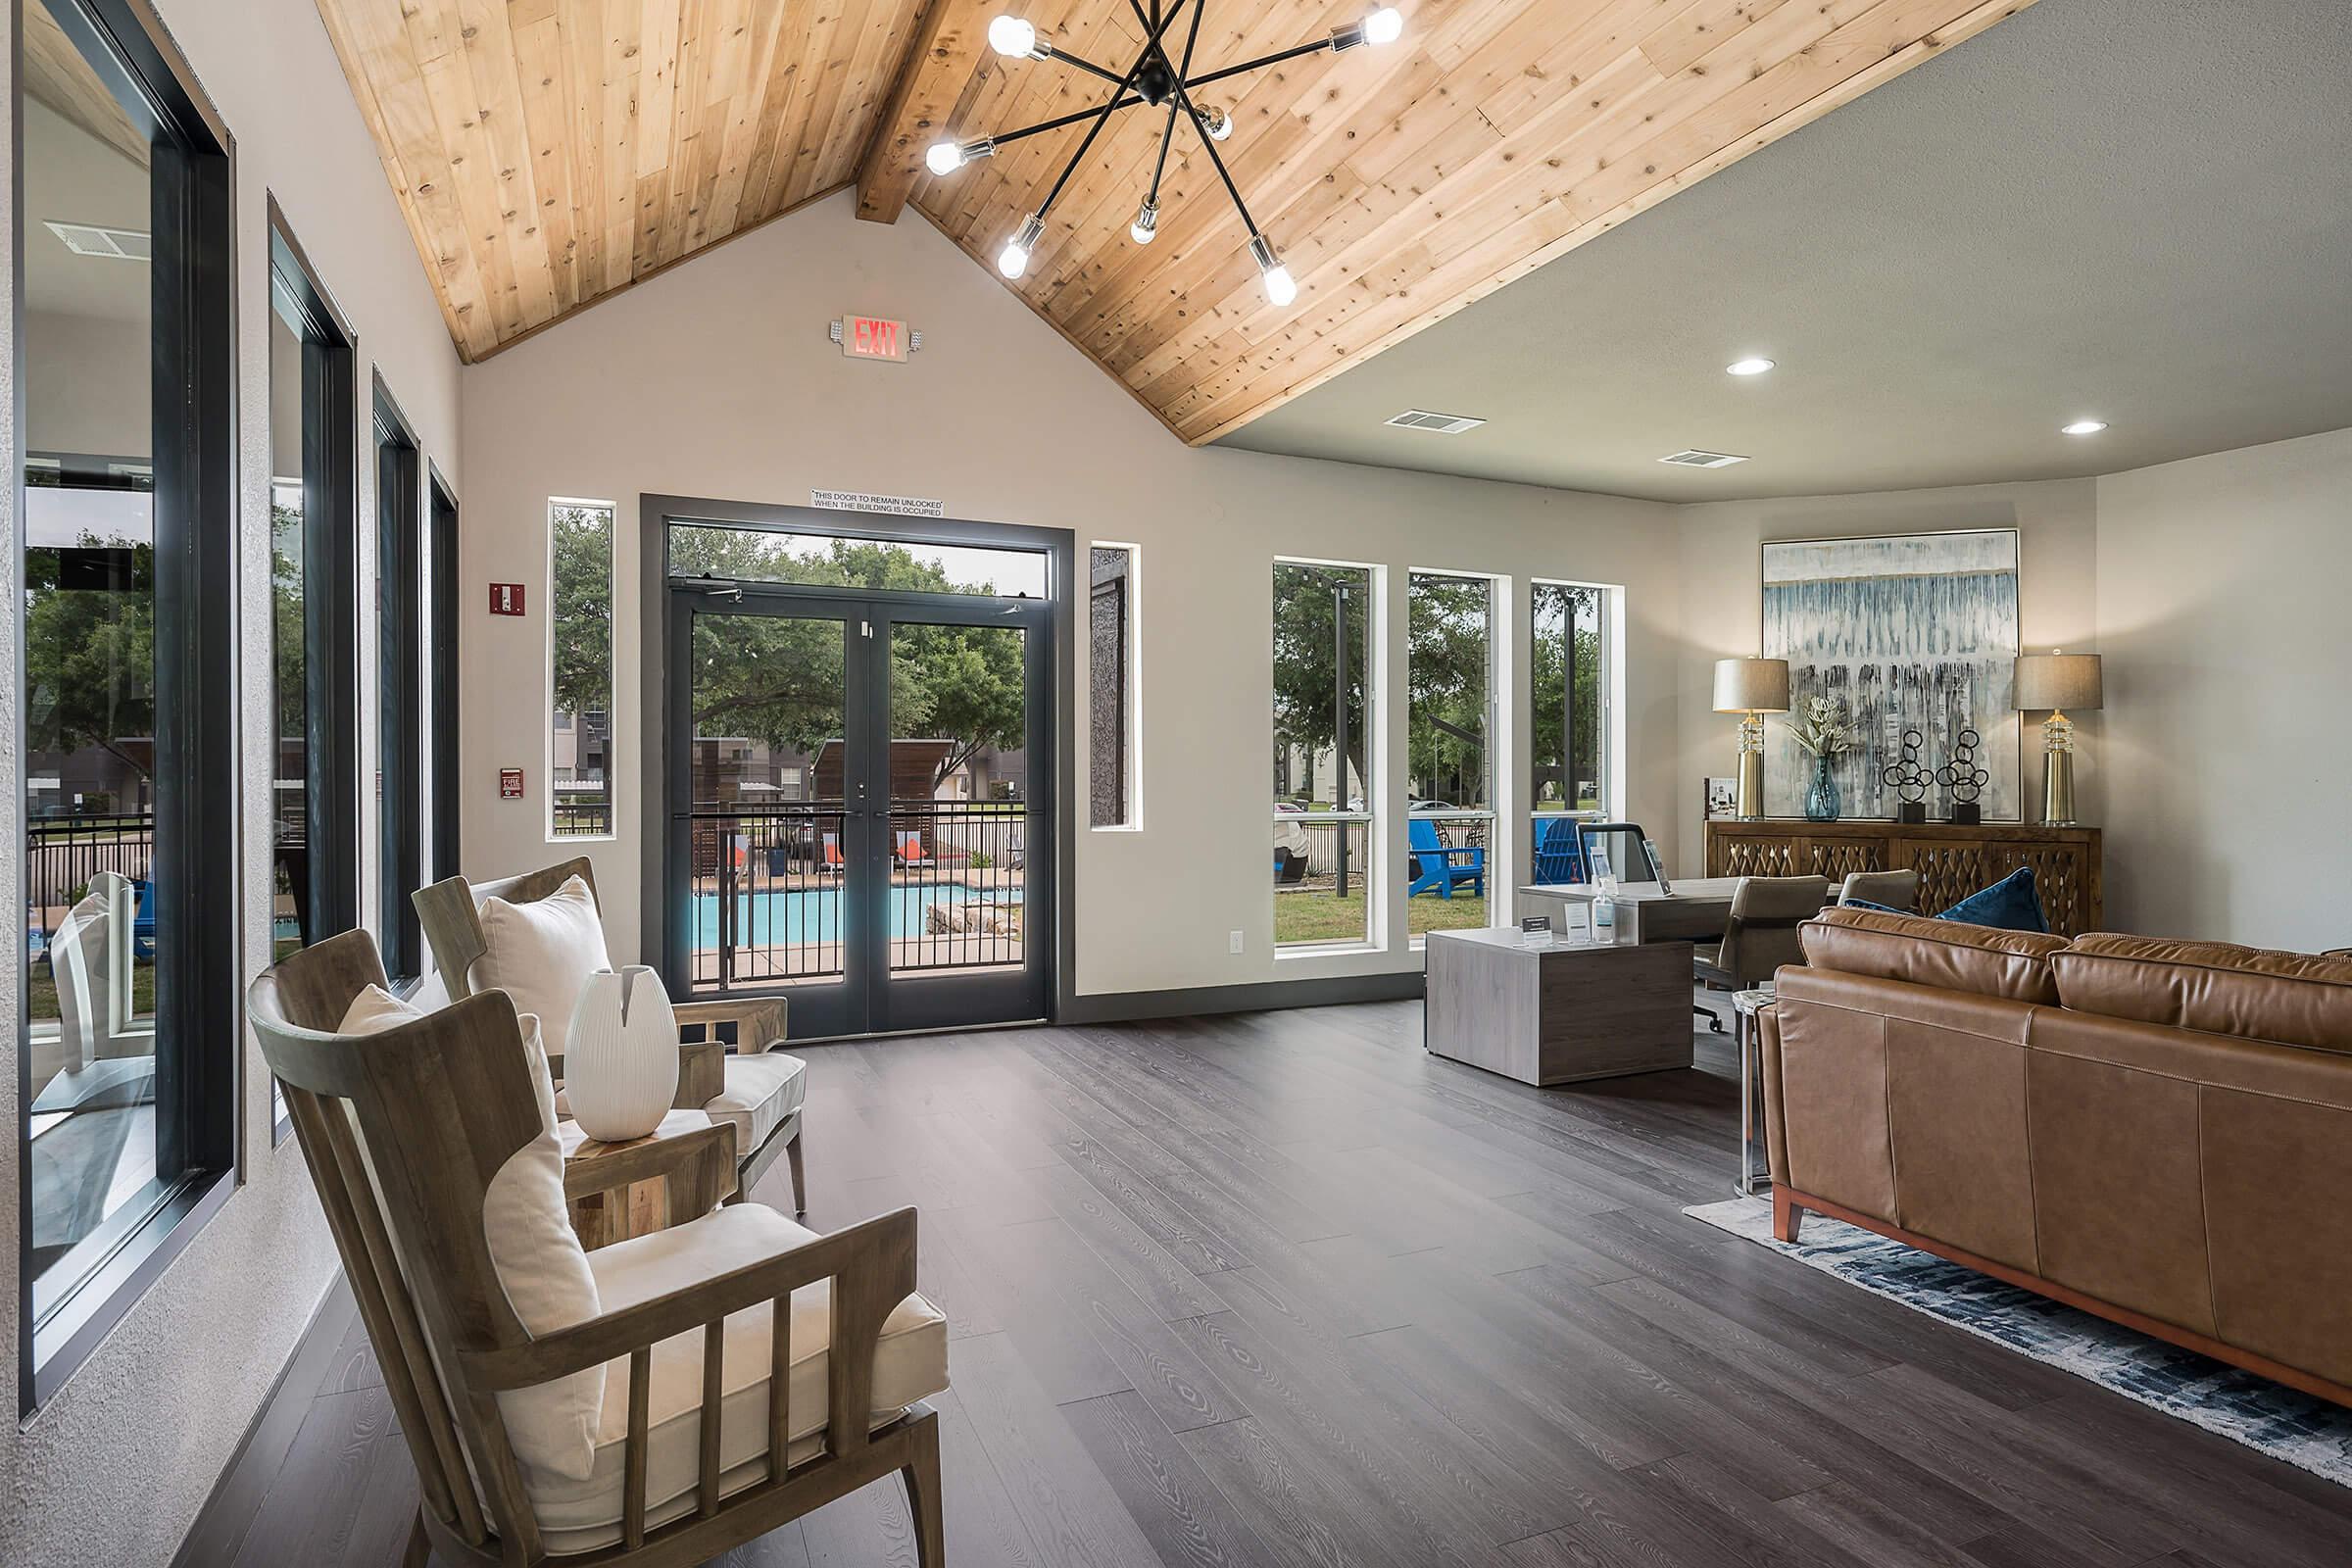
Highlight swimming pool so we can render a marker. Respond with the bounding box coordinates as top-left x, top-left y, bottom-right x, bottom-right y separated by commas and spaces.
690, 883, 1021, 947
